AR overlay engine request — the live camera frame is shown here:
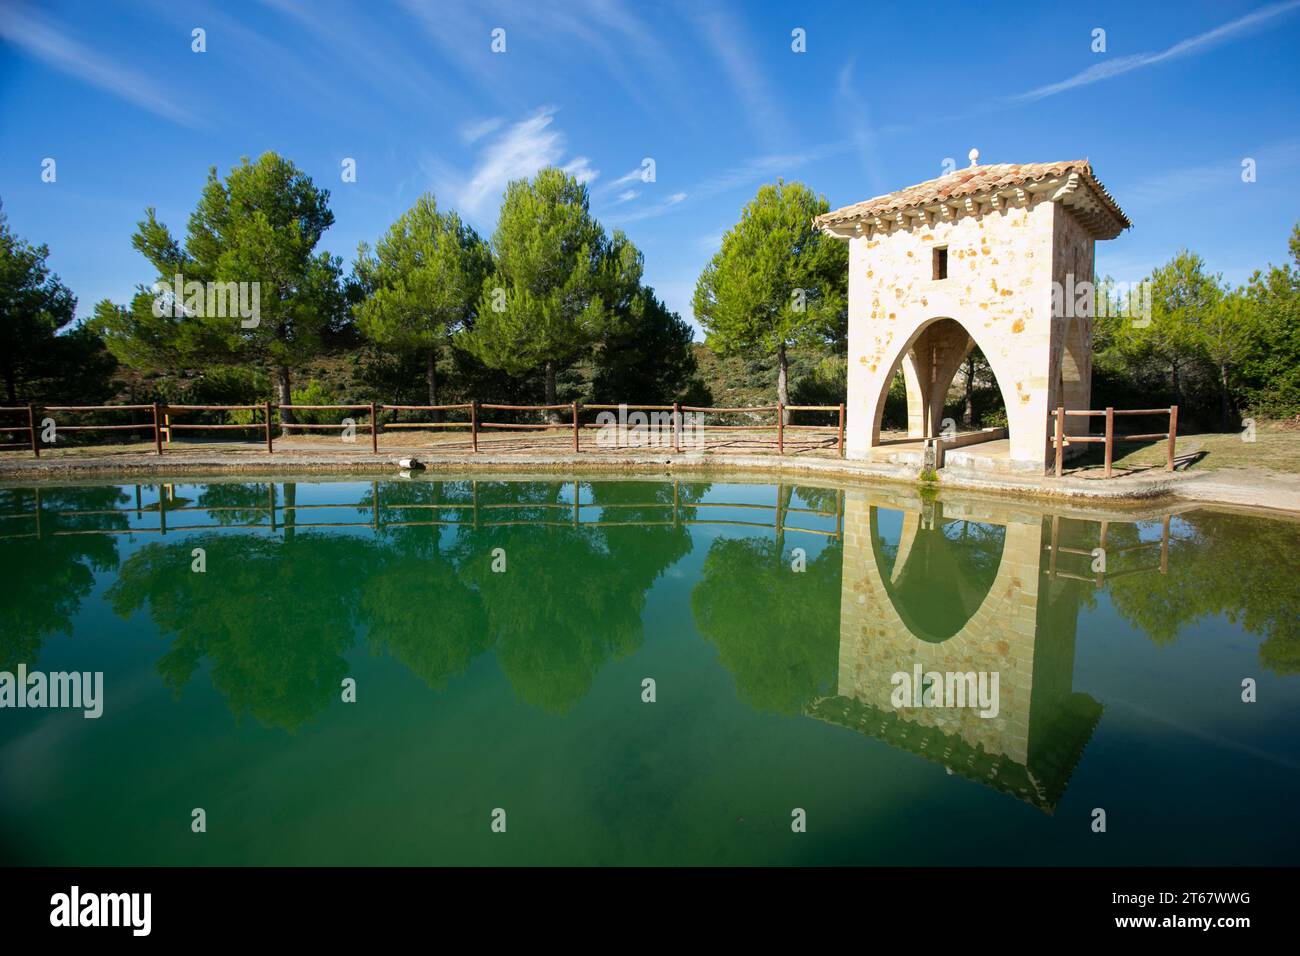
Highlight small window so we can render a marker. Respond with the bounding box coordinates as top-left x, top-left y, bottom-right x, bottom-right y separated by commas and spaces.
933, 246, 948, 280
